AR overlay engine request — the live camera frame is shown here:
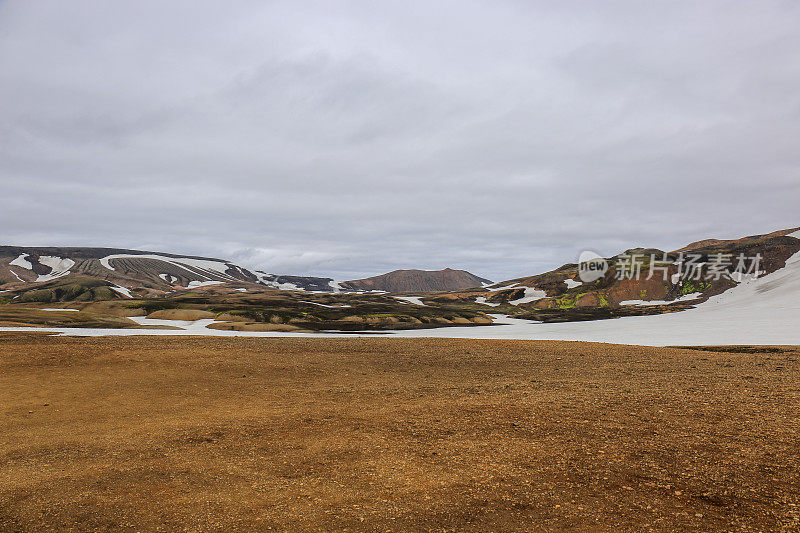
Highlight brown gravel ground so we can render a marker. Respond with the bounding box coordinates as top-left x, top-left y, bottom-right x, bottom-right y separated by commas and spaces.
0, 333, 798, 532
